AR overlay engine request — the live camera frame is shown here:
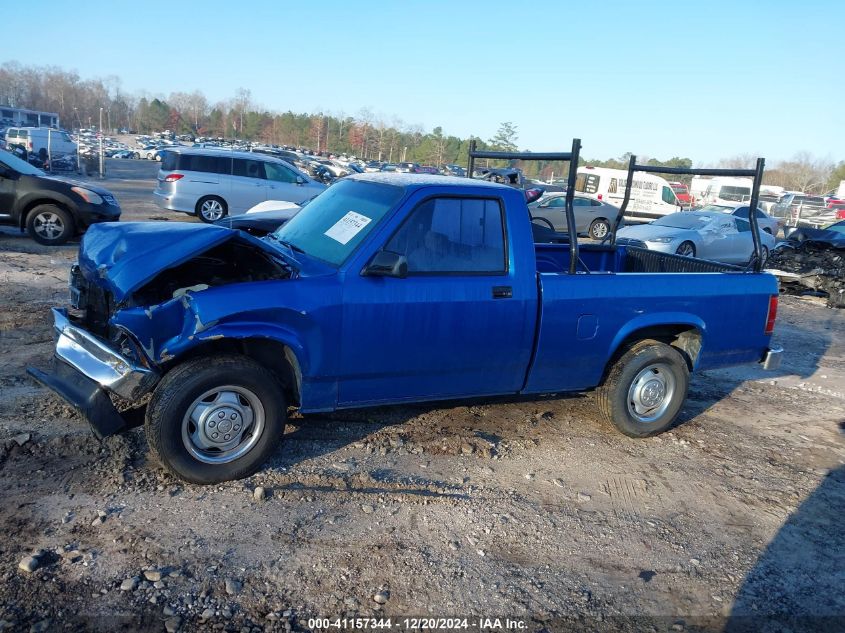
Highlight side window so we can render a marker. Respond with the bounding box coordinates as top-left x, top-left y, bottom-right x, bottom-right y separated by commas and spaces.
590, 199, 602, 206
736, 218, 751, 233
233, 158, 266, 179
573, 197, 591, 207
216, 156, 232, 175
661, 186, 676, 205
546, 197, 566, 208
384, 198, 506, 274
264, 162, 297, 183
